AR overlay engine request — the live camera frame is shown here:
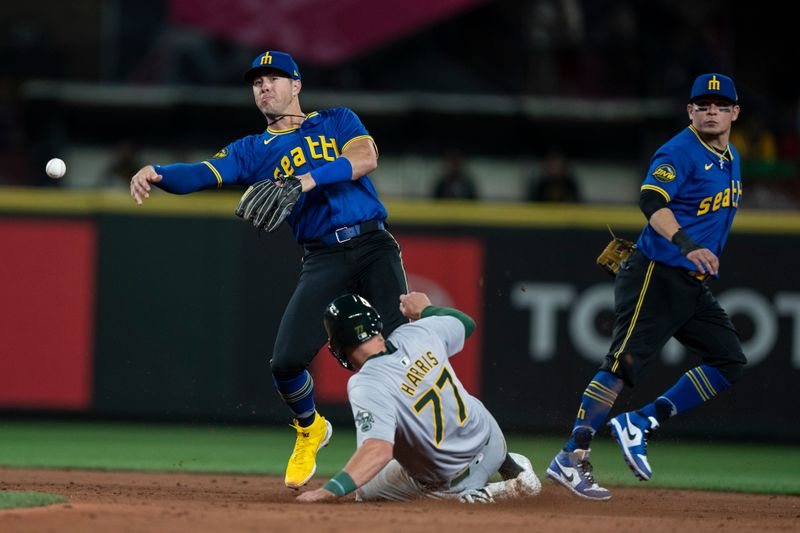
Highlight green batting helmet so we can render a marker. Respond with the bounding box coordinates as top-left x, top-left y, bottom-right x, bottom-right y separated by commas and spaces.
323, 294, 383, 371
